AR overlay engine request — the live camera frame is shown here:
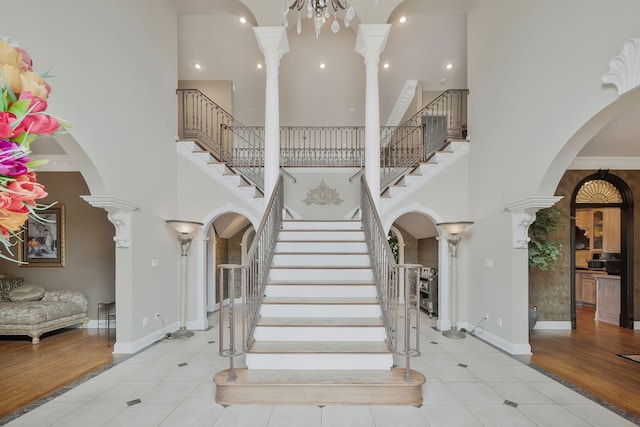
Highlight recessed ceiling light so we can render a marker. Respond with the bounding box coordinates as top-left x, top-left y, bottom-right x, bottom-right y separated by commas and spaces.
239, 16, 247, 24
257, 63, 263, 69
320, 63, 326, 69
399, 16, 407, 24
445, 63, 453, 70
193, 62, 203, 70
383, 62, 390, 69
440, 78, 447, 84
